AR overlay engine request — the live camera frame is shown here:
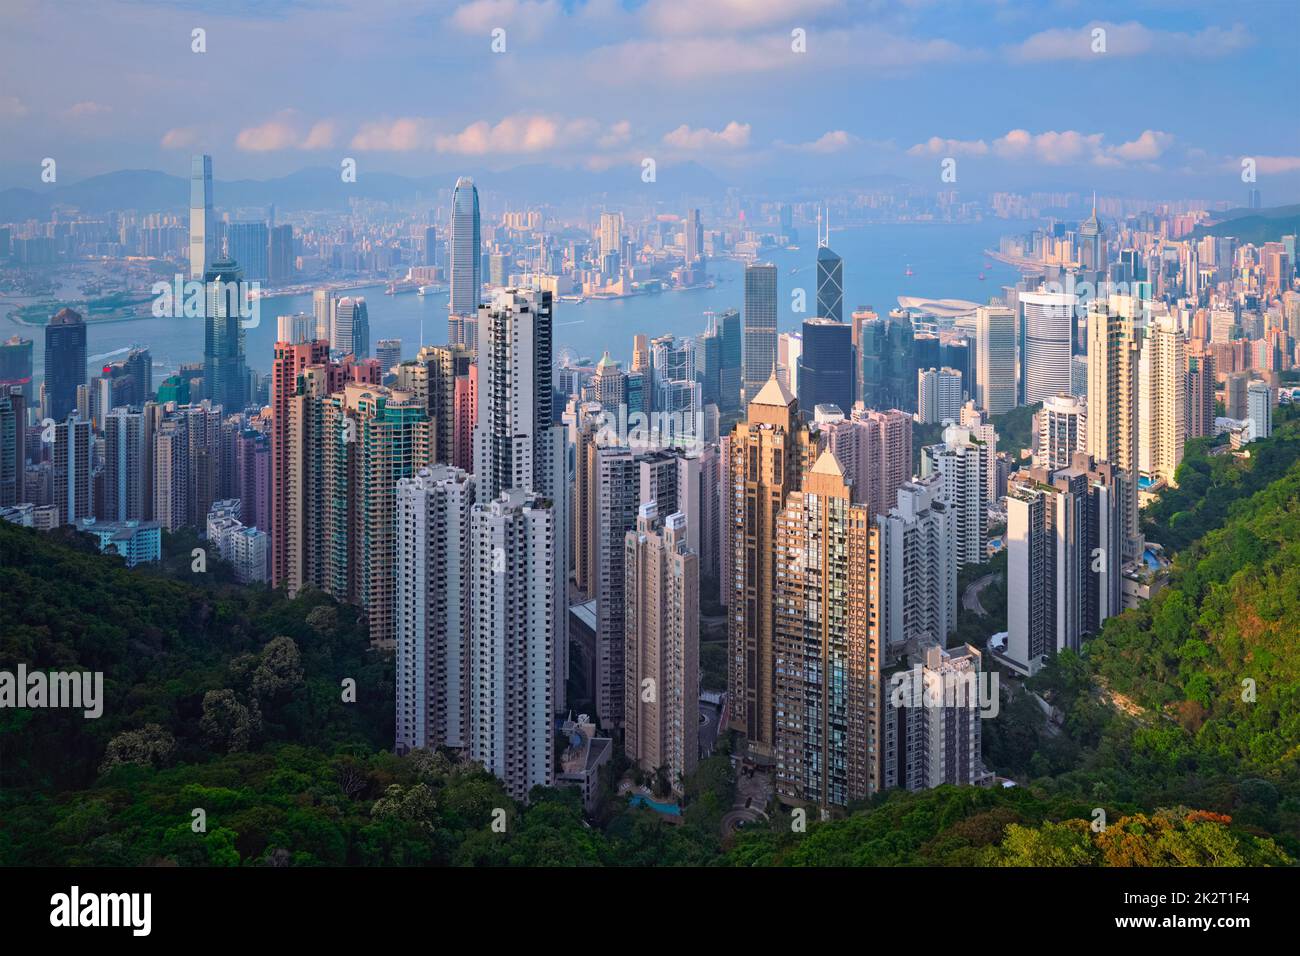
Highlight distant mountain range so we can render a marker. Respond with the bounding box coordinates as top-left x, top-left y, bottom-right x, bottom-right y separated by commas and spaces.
0, 162, 735, 221
1192, 204, 1300, 244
